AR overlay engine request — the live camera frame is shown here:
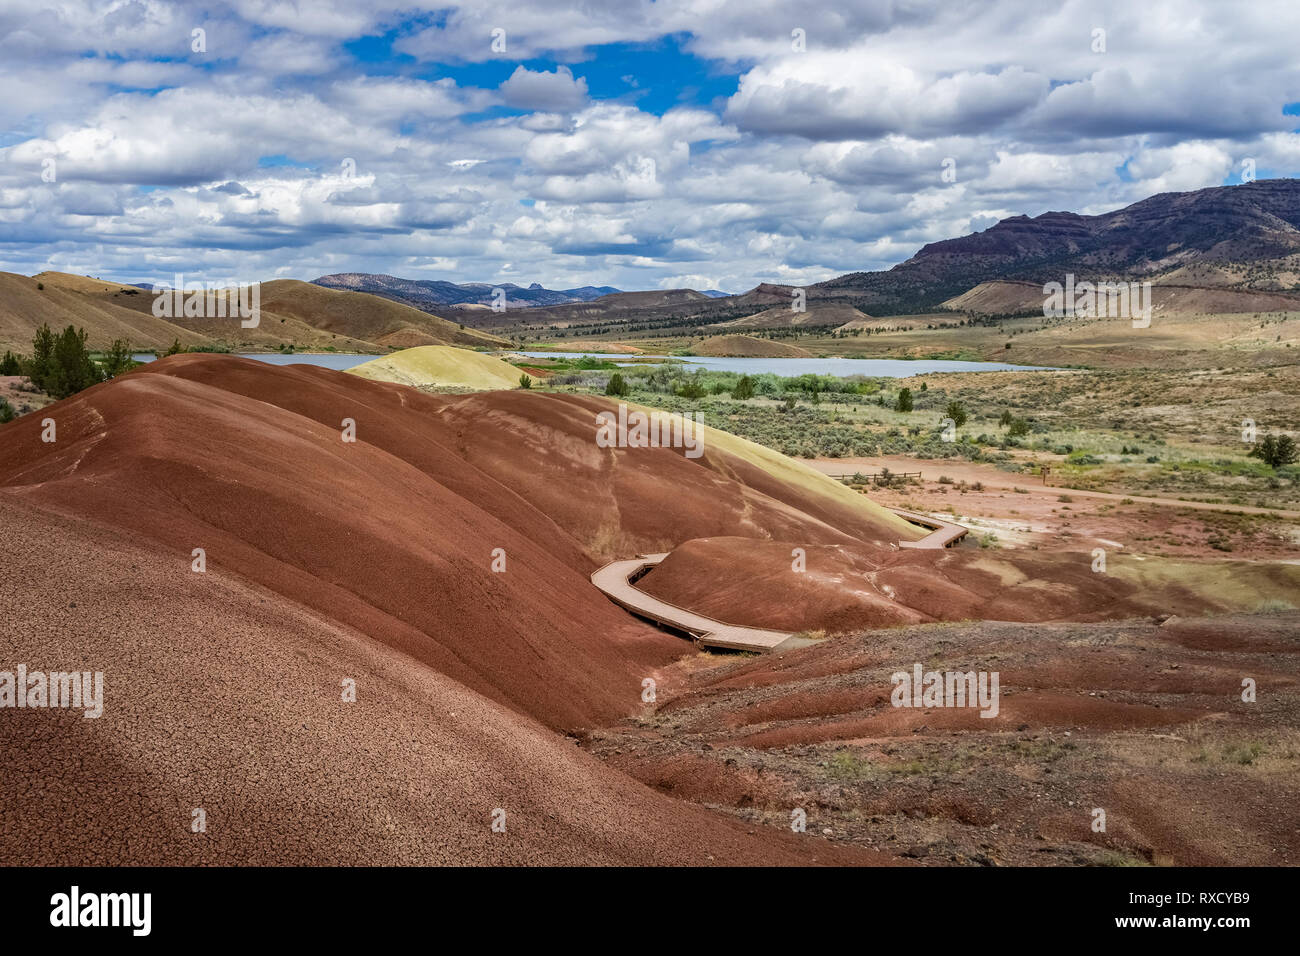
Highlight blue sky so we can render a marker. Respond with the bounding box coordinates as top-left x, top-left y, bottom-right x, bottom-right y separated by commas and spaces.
2, 1, 1299, 292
